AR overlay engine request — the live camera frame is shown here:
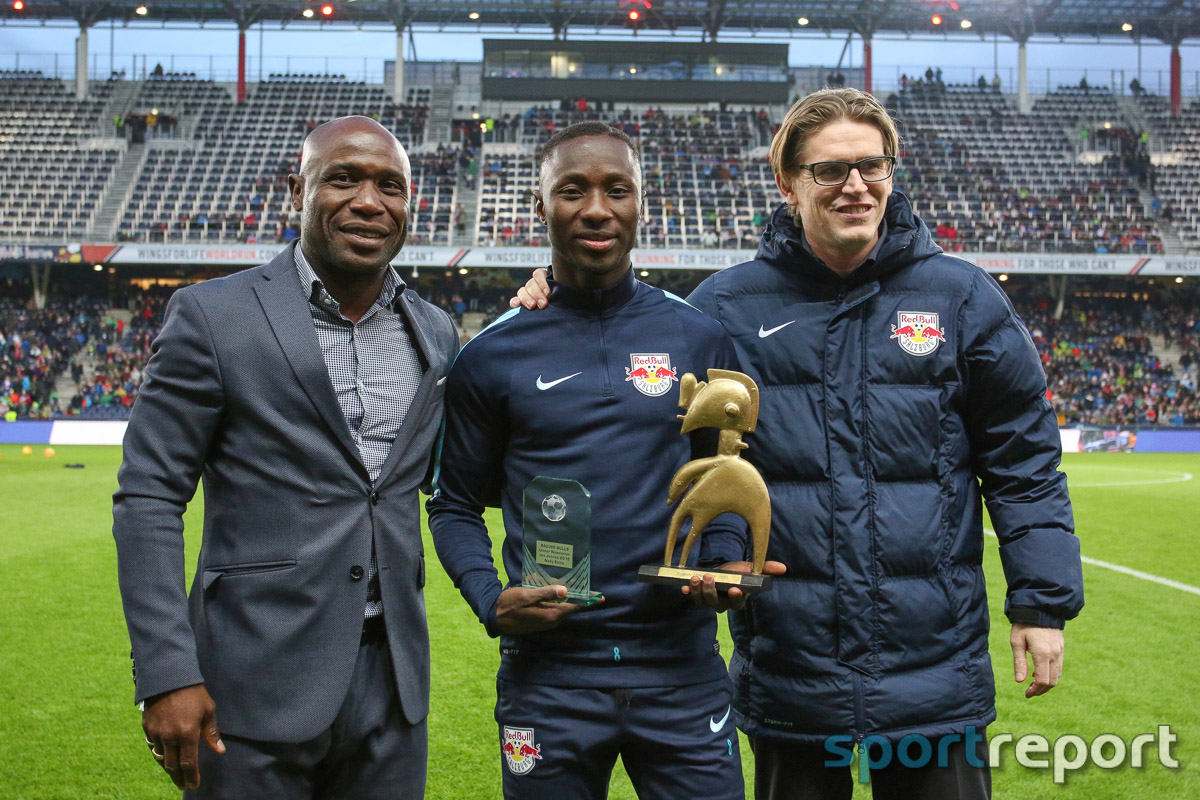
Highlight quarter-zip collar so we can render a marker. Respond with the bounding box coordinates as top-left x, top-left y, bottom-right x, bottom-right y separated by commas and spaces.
547, 265, 639, 316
